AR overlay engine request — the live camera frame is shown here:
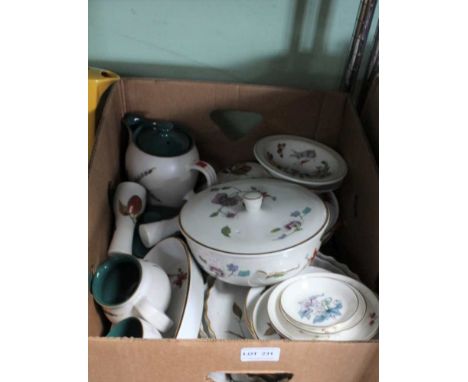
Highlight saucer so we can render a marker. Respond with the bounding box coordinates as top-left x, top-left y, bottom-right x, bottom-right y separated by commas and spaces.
204, 278, 252, 339
279, 278, 366, 334
251, 287, 282, 340
144, 237, 204, 338
254, 135, 348, 190
245, 265, 332, 339
279, 277, 359, 330
267, 273, 378, 341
